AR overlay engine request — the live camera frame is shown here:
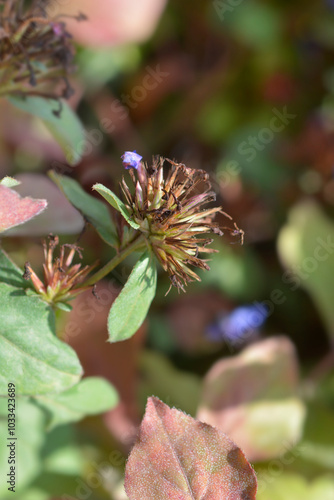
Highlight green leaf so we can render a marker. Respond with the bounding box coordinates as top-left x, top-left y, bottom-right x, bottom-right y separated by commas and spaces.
0, 398, 46, 498
0, 176, 20, 188
8, 96, 85, 165
256, 472, 334, 500
11, 490, 49, 500
277, 200, 334, 341
199, 242, 266, 300
297, 402, 334, 470
108, 251, 157, 342
26, 425, 106, 500
55, 302, 73, 312
78, 45, 140, 92
138, 350, 201, 416
49, 171, 118, 247
224, 3, 282, 49
0, 248, 29, 288
0, 284, 82, 395
35, 424, 84, 476
34, 377, 119, 429
93, 183, 140, 230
